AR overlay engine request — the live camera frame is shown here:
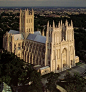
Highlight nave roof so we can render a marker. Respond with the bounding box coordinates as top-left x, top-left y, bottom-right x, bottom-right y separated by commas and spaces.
8, 30, 24, 40
27, 31, 46, 44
